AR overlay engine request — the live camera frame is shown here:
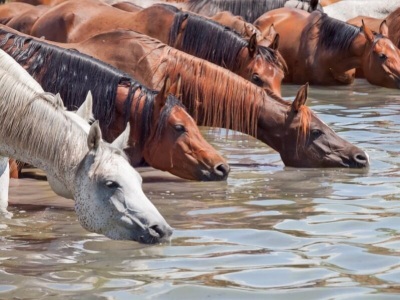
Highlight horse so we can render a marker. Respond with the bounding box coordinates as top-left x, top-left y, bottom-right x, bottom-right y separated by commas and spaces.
0, 68, 173, 243
112, 1, 143, 12
186, 0, 322, 23
16, 27, 370, 169
1, 0, 68, 5
6, 4, 49, 34
348, 8, 400, 50
30, 1, 285, 97
323, 0, 400, 22
254, 9, 400, 89
0, 27, 229, 182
